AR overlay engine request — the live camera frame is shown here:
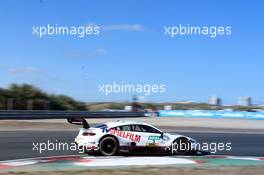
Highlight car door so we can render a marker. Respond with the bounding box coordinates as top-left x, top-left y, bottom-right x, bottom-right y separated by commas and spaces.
110, 125, 143, 146
132, 124, 163, 147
